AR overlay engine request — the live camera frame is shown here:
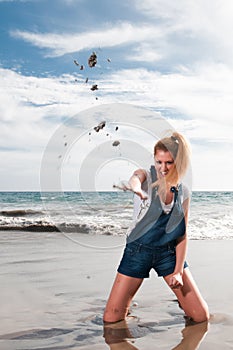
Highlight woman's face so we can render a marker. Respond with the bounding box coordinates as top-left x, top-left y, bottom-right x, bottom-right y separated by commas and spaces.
154, 150, 175, 178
